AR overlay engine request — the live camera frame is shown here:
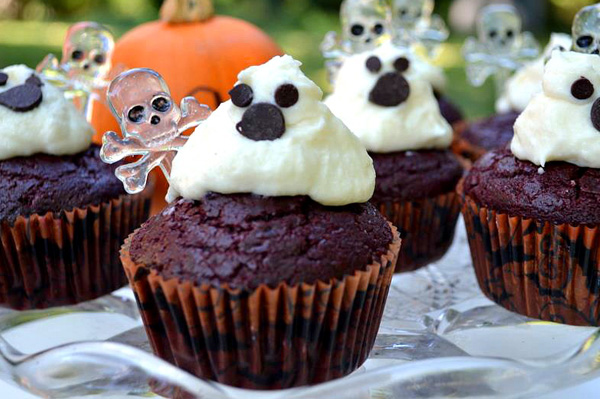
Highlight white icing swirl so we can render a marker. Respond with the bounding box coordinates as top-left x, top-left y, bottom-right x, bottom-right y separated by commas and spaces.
325, 42, 452, 153
0, 65, 94, 161
168, 55, 375, 206
496, 33, 572, 113
512, 50, 600, 168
